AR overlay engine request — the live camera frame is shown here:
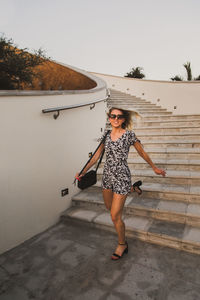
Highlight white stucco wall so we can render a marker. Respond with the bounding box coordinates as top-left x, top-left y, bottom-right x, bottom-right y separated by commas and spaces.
0, 67, 107, 254
92, 73, 200, 115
